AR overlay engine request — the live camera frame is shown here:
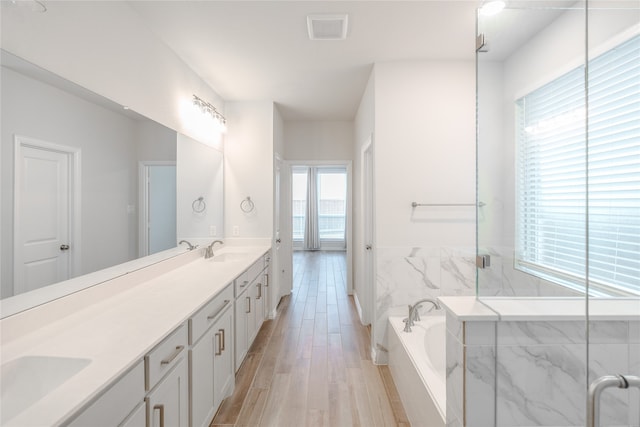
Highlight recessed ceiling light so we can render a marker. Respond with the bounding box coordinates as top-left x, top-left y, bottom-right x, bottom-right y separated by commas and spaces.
307, 14, 348, 40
